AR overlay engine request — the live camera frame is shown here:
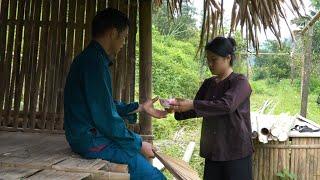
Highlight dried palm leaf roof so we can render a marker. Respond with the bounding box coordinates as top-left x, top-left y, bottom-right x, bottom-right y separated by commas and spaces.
154, 0, 305, 54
